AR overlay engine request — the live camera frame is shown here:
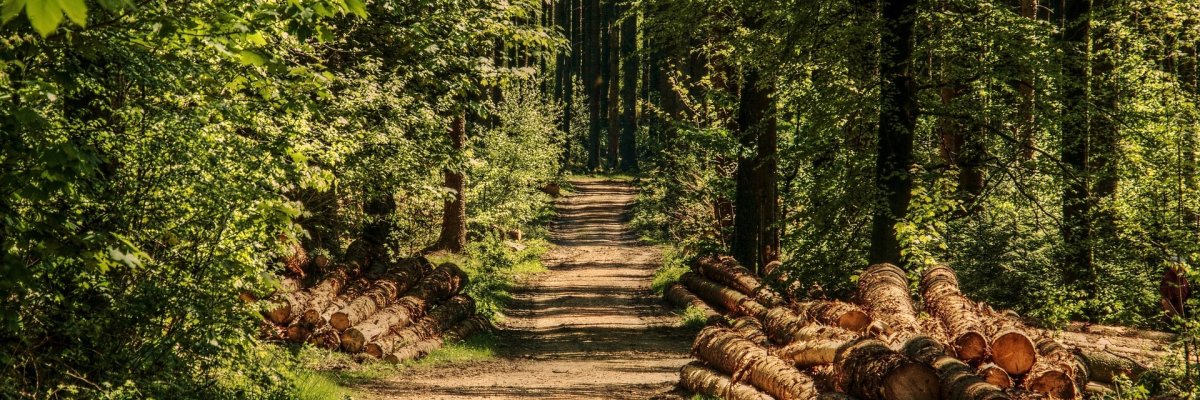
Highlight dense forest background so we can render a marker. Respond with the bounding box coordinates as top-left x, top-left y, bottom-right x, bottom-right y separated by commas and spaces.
3, 0, 1200, 398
